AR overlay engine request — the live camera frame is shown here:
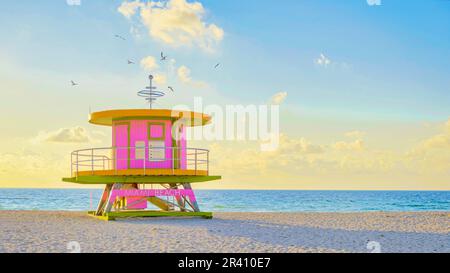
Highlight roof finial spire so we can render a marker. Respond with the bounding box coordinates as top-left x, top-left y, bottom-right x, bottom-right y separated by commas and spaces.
137, 74, 165, 109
